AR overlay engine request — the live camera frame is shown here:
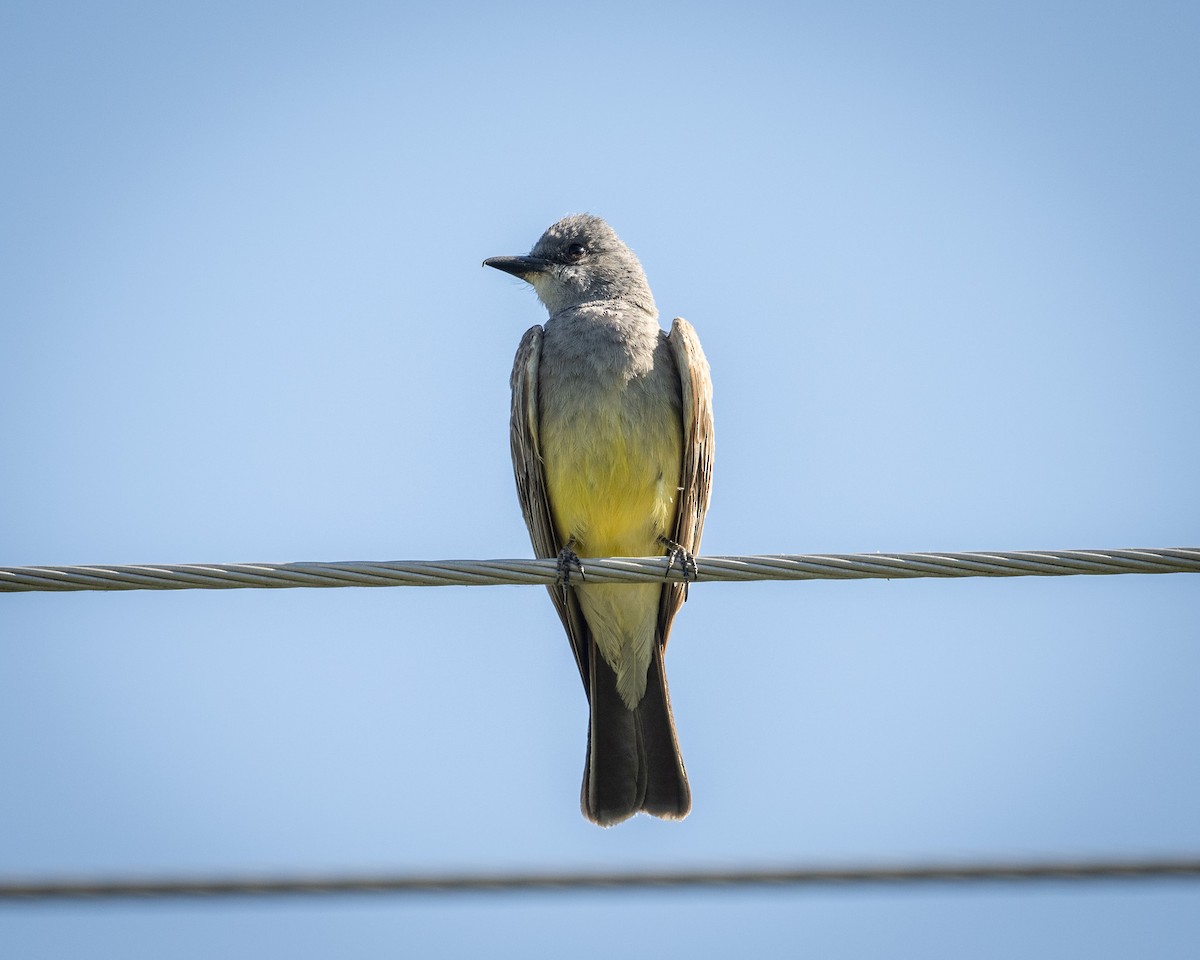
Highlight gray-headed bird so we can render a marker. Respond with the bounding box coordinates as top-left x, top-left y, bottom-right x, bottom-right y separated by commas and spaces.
485, 215, 714, 826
